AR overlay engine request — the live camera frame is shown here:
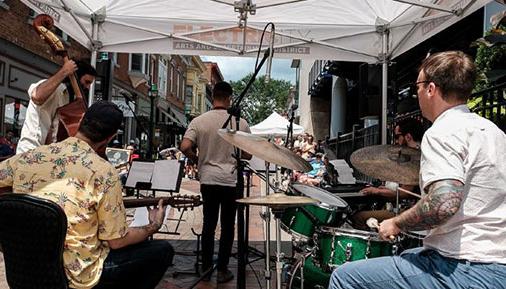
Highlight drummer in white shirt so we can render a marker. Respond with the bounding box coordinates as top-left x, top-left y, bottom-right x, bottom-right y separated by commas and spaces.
329, 51, 506, 289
